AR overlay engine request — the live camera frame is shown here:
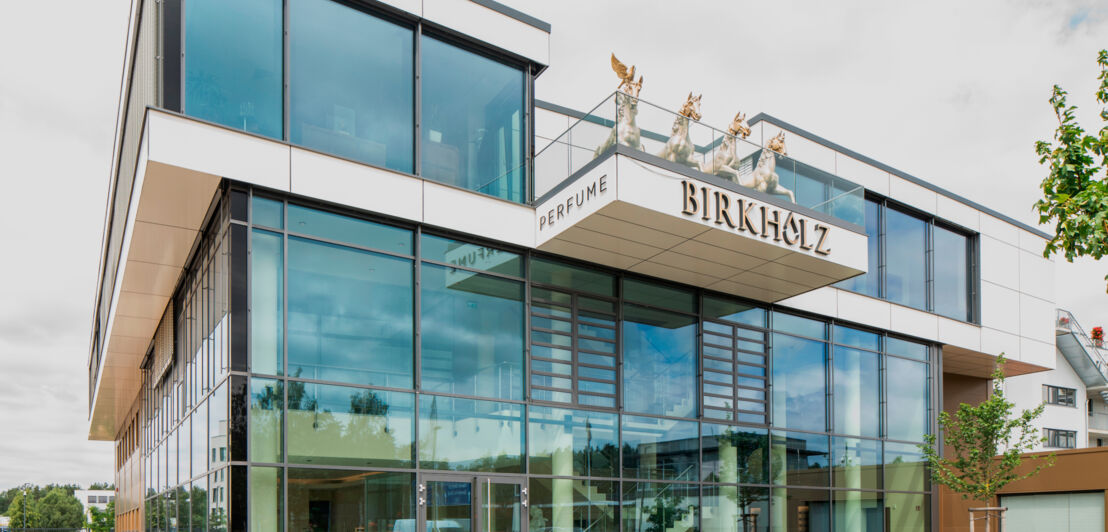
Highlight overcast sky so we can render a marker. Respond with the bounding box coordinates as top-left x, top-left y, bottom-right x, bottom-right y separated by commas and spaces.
0, 0, 1105, 490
